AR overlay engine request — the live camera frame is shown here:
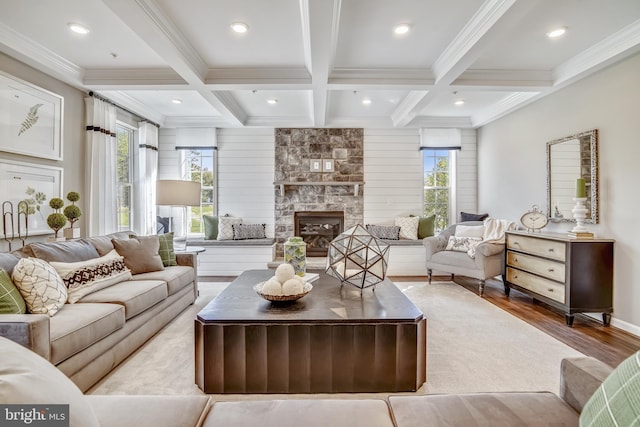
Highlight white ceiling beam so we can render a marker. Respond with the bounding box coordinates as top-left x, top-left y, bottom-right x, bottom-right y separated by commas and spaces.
101, 0, 246, 126
453, 69, 552, 89
409, 116, 474, 129
392, 0, 537, 127
303, 0, 341, 127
